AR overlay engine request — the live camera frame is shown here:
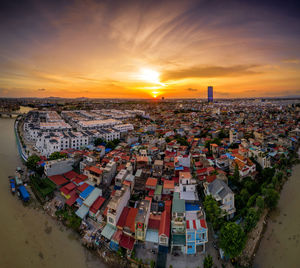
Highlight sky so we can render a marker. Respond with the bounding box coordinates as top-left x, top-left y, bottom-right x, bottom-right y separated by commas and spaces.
0, 0, 300, 99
